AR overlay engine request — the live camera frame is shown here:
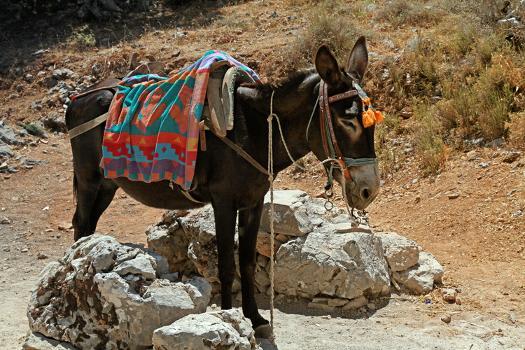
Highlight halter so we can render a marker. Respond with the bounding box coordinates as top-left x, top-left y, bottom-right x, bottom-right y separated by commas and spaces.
318, 80, 381, 192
